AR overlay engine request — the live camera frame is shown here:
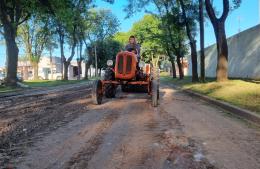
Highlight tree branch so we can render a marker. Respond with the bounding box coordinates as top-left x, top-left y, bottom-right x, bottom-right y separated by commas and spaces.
205, 0, 218, 26
17, 13, 31, 26
220, 0, 229, 21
